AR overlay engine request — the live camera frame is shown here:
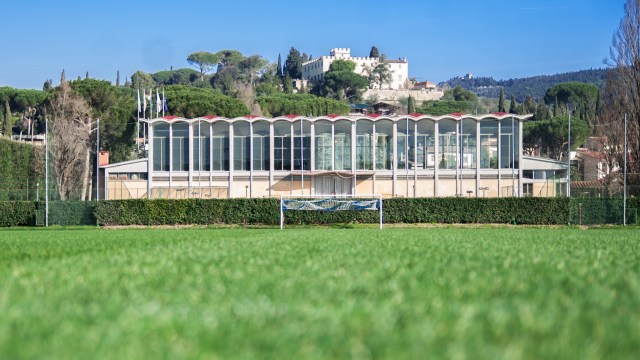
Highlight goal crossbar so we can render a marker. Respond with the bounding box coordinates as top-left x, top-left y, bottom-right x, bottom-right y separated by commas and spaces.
280, 194, 383, 229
